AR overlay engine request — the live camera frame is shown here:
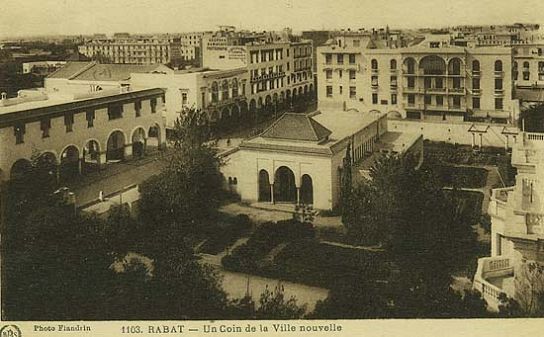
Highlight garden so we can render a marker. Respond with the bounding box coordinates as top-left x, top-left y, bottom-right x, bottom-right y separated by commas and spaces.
221, 219, 386, 289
